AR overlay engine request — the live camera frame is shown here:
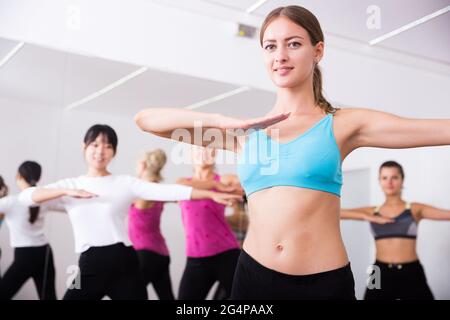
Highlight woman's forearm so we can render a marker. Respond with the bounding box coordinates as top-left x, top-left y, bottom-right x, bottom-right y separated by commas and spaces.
134, 108, 220, 134
177, 179, 216, 190
19, 187, 67, 206
340, 209, 367, 220
32, 188, 68, 204
190, 189, 214, 200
